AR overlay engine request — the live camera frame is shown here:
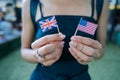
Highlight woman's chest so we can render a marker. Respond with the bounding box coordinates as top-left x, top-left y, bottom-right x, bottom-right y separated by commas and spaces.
36, 0, 93, 21
41, 0, 91, 10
